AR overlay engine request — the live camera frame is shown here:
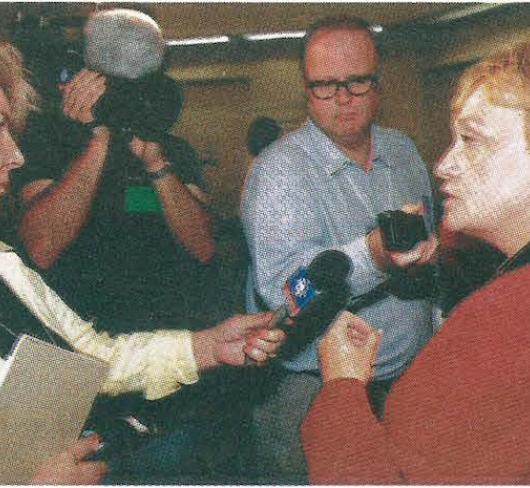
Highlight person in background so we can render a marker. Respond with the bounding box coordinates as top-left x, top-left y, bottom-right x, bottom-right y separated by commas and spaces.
0, 39, 285, 483
241, 15, 437, 482
303, 41, 530, 484
246, 116, 283, 158
16, 8, 215, 330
